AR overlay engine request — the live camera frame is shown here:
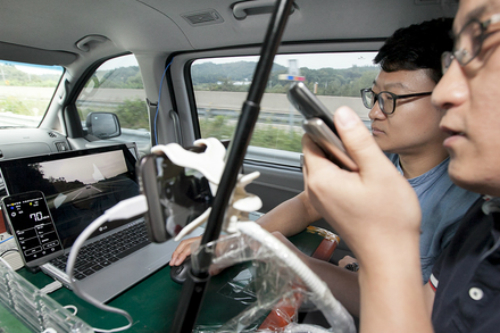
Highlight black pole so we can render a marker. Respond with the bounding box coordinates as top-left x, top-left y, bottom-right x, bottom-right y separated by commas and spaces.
169, 1, 295, 332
